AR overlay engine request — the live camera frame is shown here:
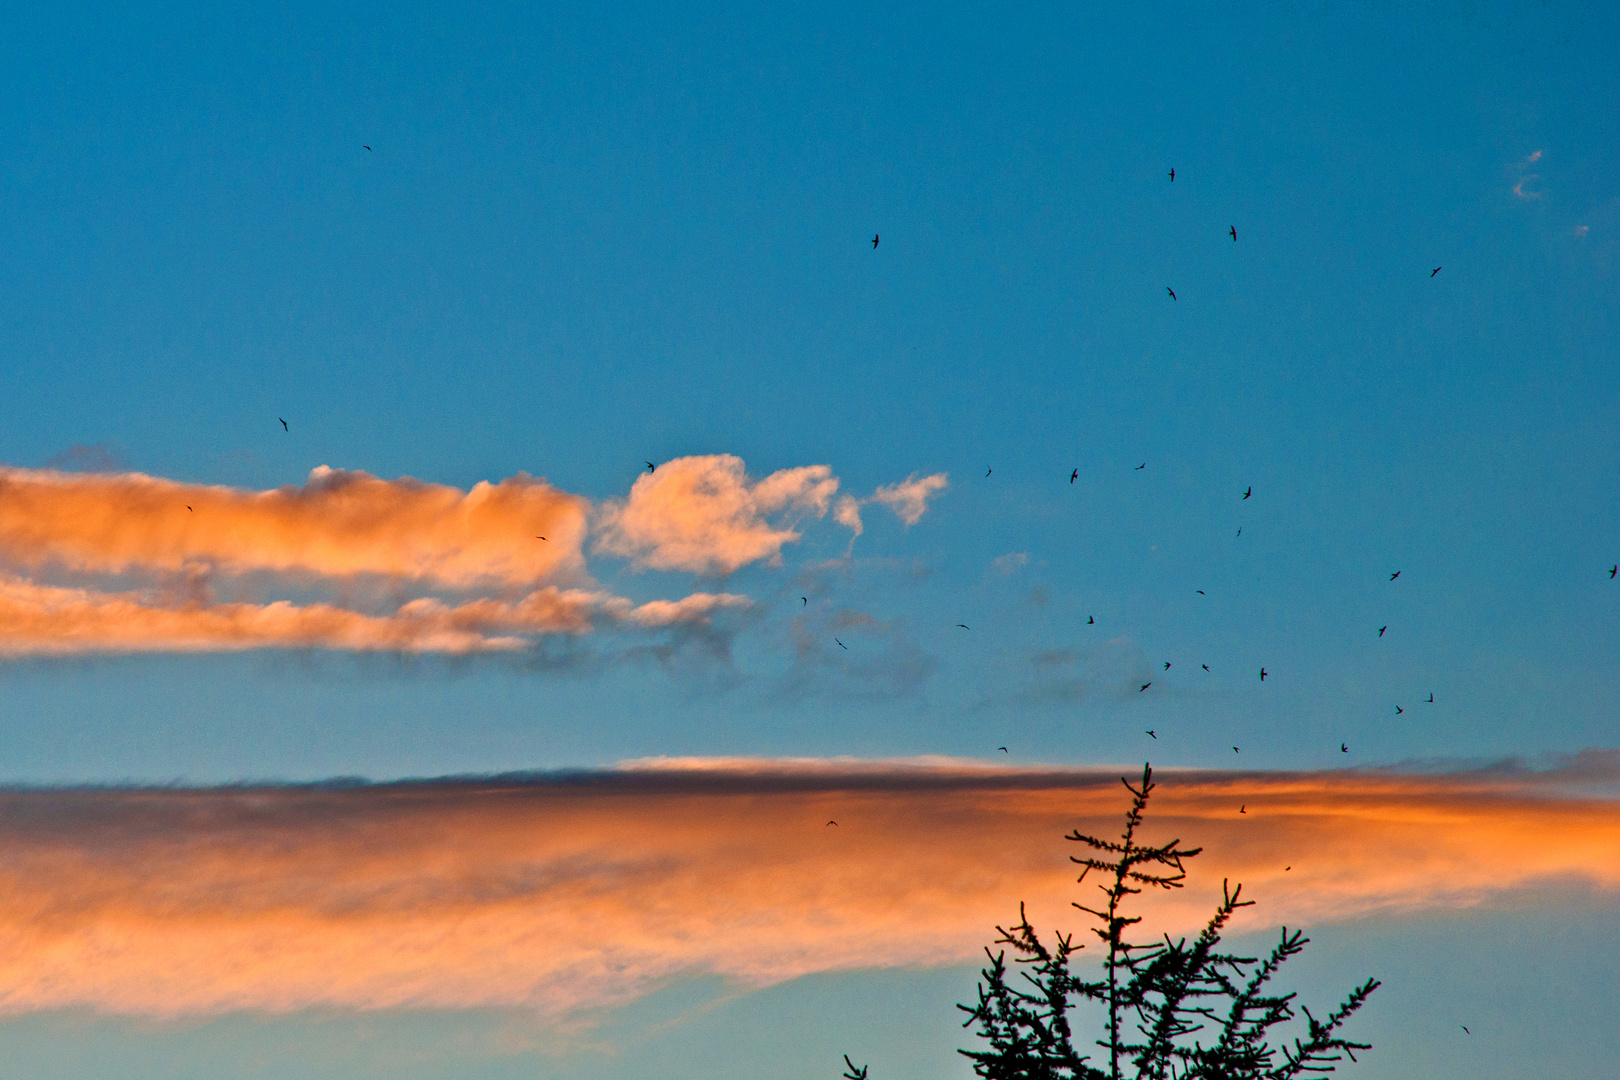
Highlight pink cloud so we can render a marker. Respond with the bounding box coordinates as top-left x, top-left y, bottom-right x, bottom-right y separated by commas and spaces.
868, 472, 949, 526
594, 456, 839, 575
